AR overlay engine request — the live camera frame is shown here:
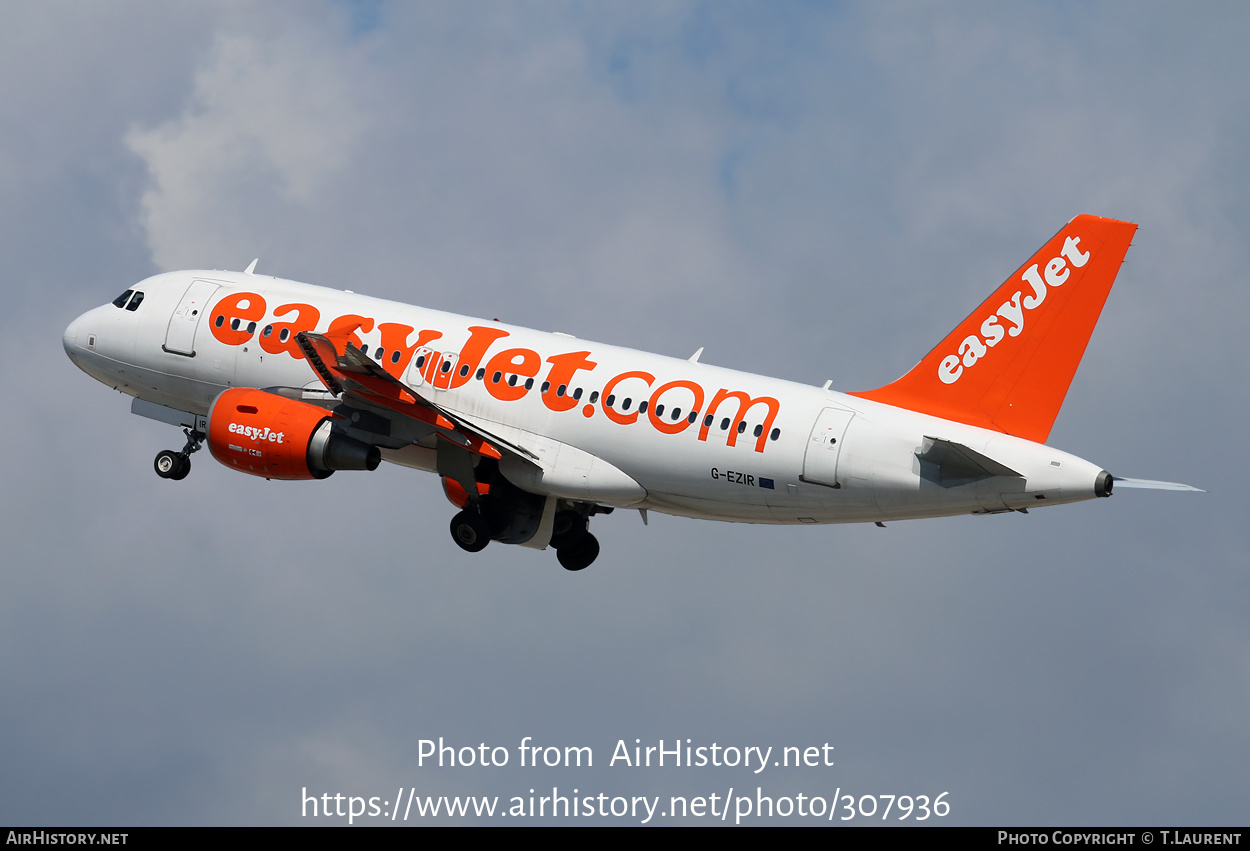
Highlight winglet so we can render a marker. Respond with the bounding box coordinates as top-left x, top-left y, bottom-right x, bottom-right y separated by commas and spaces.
850, 215, 1137, 443
244, 259, 258, 275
